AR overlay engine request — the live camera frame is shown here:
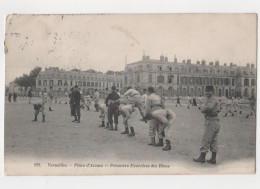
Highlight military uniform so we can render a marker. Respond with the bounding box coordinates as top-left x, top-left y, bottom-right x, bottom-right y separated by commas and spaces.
144, 93, 165, 145
33, 92, 47, 122
224, 97, 234, 117
72, 89, 81, 123
194, 87, 220, 164
151, 109, 176, 150
99, 104, 108, 127
105, 90, 120, 130
124, 89, 145, 118
120, 104, 137, 136
48, 89, 54, 111
93, 91, 100, 112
